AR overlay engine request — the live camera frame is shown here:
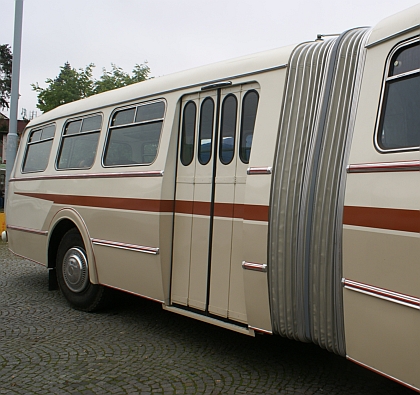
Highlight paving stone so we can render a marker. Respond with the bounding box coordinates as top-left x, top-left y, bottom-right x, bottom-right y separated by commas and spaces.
0, 242, 416, 395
